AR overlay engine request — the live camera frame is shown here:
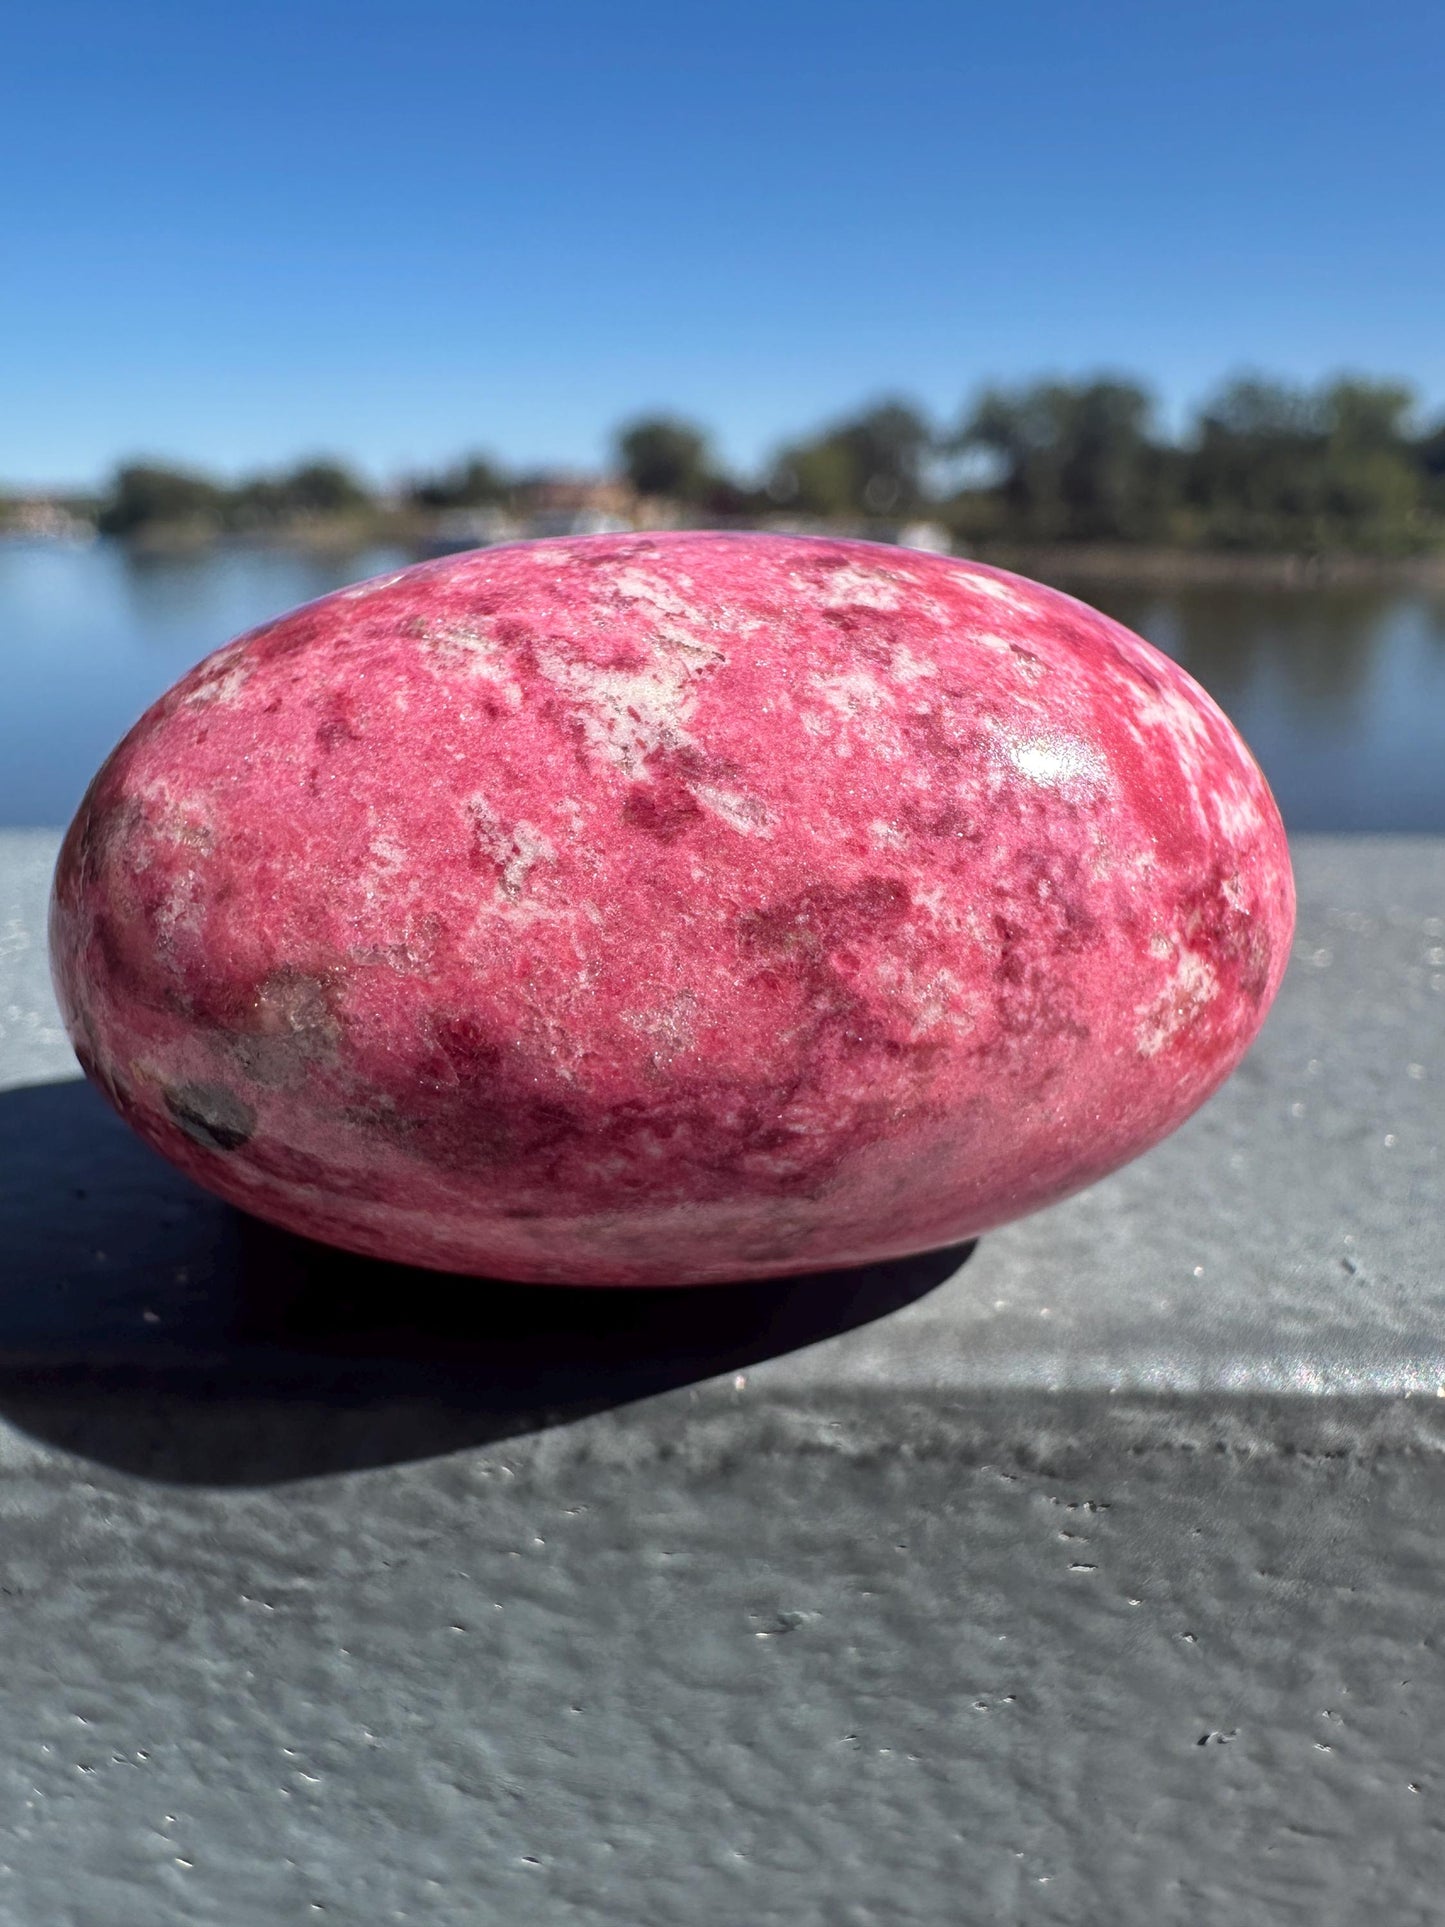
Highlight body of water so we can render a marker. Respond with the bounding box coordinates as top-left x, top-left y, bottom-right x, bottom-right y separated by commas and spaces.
2, 538, 1443, 831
